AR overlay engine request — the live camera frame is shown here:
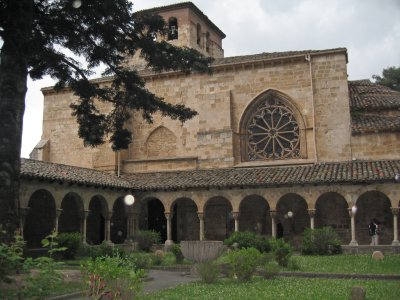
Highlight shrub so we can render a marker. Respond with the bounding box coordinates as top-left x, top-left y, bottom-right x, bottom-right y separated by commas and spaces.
0, 227, 24, 283
301, 227, 342, 255
197, 261, 220, 284
262, 260, 280, 279
136, 230, 160, 252
57, 232, 82, 259
126, 252, 154, 269
170, 244, 184, 264
81, 254, 144, 299
152, 250, 165, 265
224, 231, 271, 253
270, 238, 292, 267
227, 247, 261, 281
83, 241, 124, 259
